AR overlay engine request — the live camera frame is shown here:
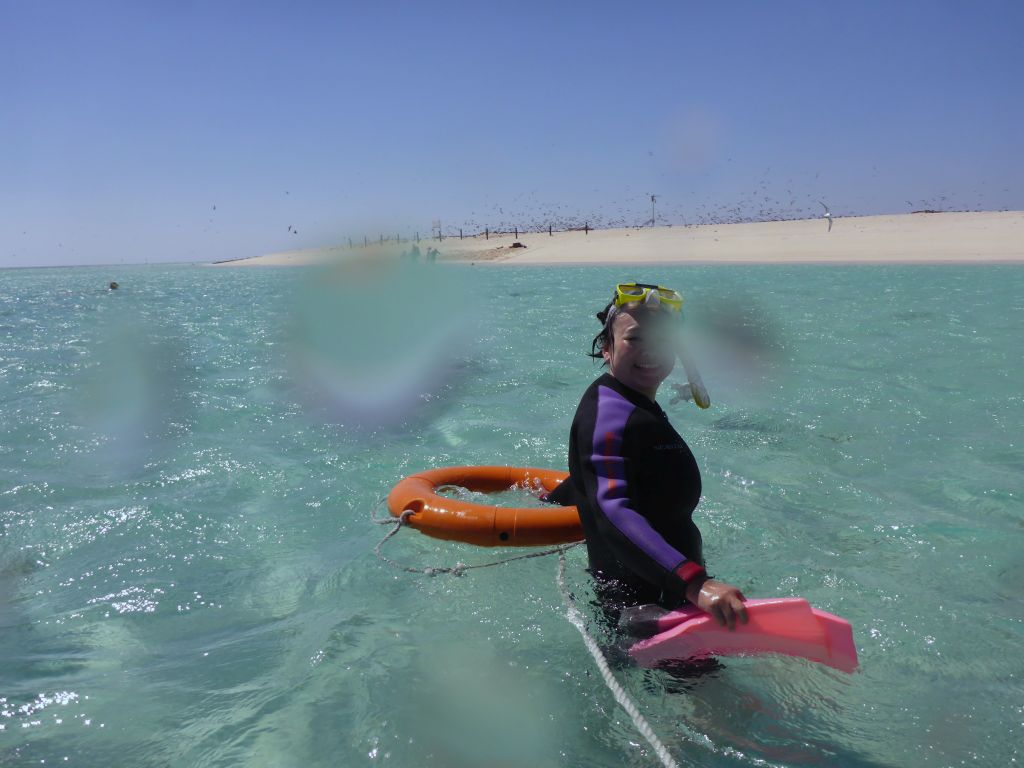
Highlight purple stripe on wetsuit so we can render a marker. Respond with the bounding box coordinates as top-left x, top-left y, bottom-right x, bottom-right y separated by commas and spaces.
591, 385, 691, 573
